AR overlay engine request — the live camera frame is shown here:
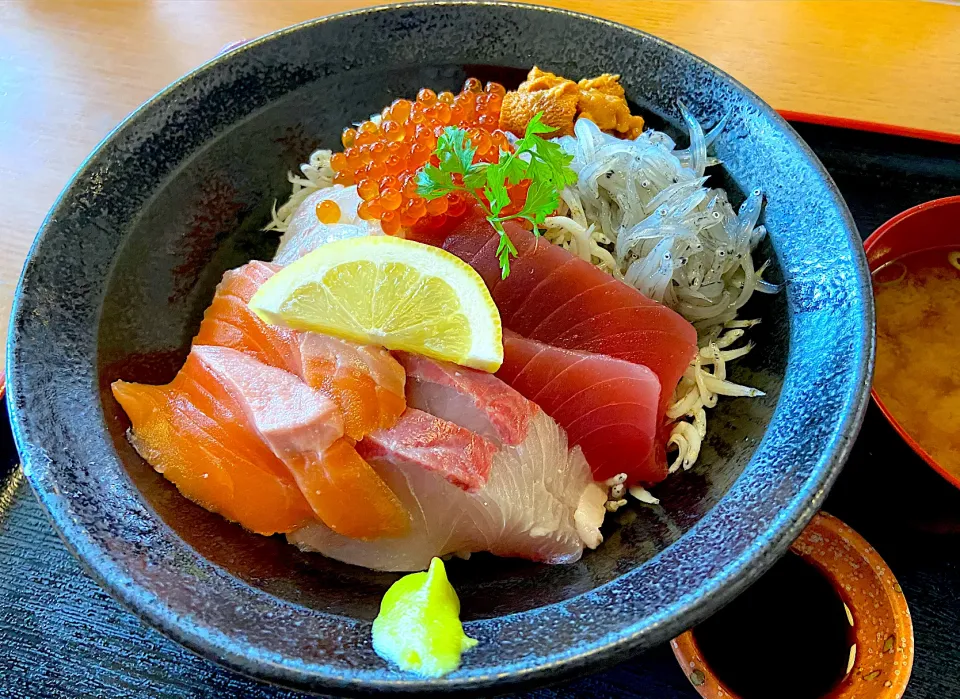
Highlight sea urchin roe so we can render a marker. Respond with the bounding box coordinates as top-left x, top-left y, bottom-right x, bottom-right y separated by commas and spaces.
500, 67, 644, 139
327, 78, 509, 234
873, 248, 960, 482
372, 557, 477, 677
